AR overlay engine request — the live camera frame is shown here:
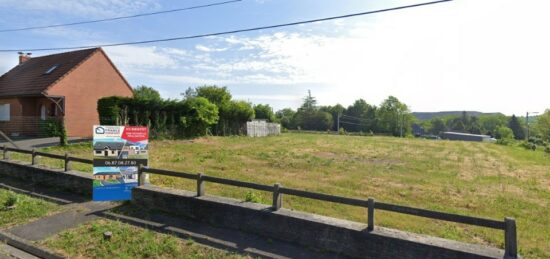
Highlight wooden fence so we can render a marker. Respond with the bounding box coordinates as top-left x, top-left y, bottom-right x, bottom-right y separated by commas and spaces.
0, 145, 518, 258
